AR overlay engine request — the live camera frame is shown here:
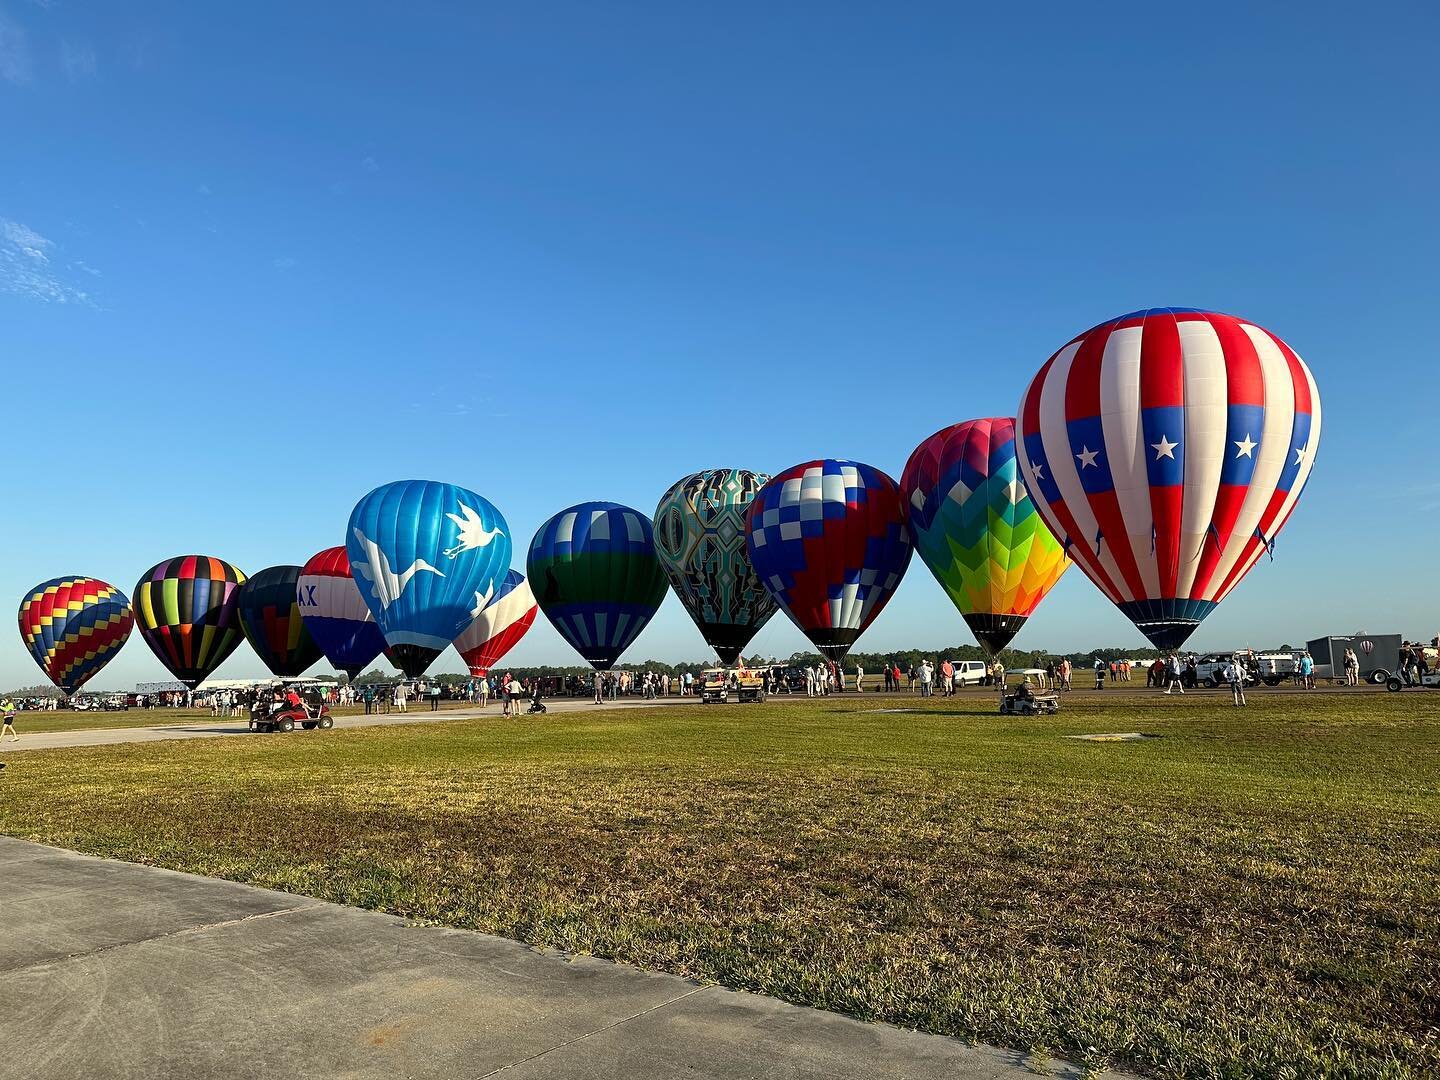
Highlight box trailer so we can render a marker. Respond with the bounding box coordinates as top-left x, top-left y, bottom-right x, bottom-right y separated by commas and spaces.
1305, 634, 1401, 684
